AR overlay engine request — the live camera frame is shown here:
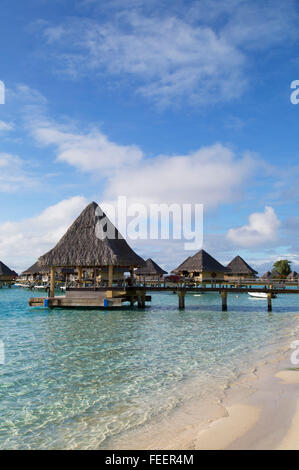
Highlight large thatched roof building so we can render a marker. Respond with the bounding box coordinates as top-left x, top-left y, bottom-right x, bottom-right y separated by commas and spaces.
38, 202, 145, 294
135, 258, 167, 281
39, 202, 144, 268
173, 249, 229, 281
225, 256, 258, 280
0, 261, 17, 281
